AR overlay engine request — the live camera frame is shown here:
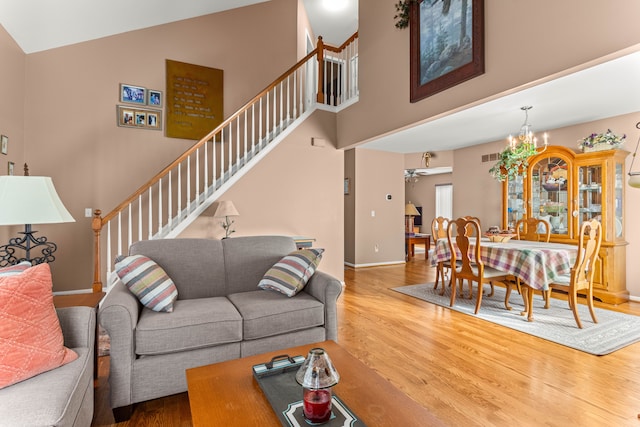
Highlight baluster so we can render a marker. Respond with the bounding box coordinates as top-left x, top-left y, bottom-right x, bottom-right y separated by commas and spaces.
168, 170, 173, 228
195, 149, 200, 205
243, 110, 248, 163
117, 212, 122, 258
236, 117, 240, 168
177, 163, 182, 218
229, 121, 233, 177
148, 188, 152, 239
138, 195, 142, 241
286, 75, 290, 123
158, 178, 163, 235
279, 80, 284, 128
266, 92, 270, 141
273, 86, 277, 134
220, 129, 225, 182
251, 104, 255, 155
106, 221, 112, 277
127, 203, 132, 249
204, 141, 209, 198
213, 135, 218, 189
187, 156, 191, 211
259, 99, 263, 148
